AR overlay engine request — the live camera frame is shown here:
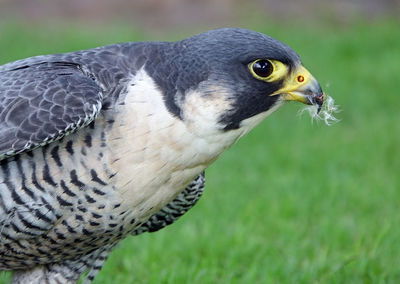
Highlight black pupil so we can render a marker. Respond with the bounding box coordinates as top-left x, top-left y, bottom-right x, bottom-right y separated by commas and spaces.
253, 60, 273, 78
